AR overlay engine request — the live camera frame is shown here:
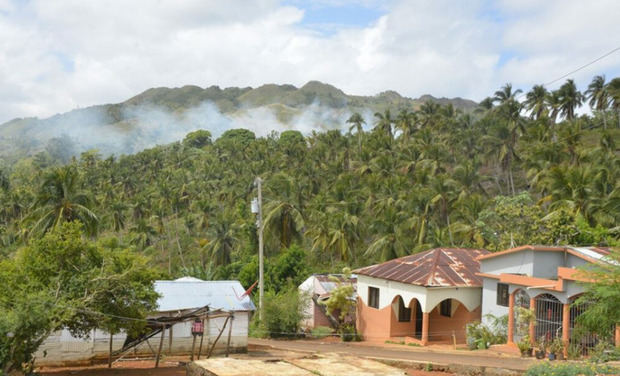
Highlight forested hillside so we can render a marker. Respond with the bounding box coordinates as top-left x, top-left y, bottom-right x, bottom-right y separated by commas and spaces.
0, 76, 619, 292
0, 81, 476, 162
